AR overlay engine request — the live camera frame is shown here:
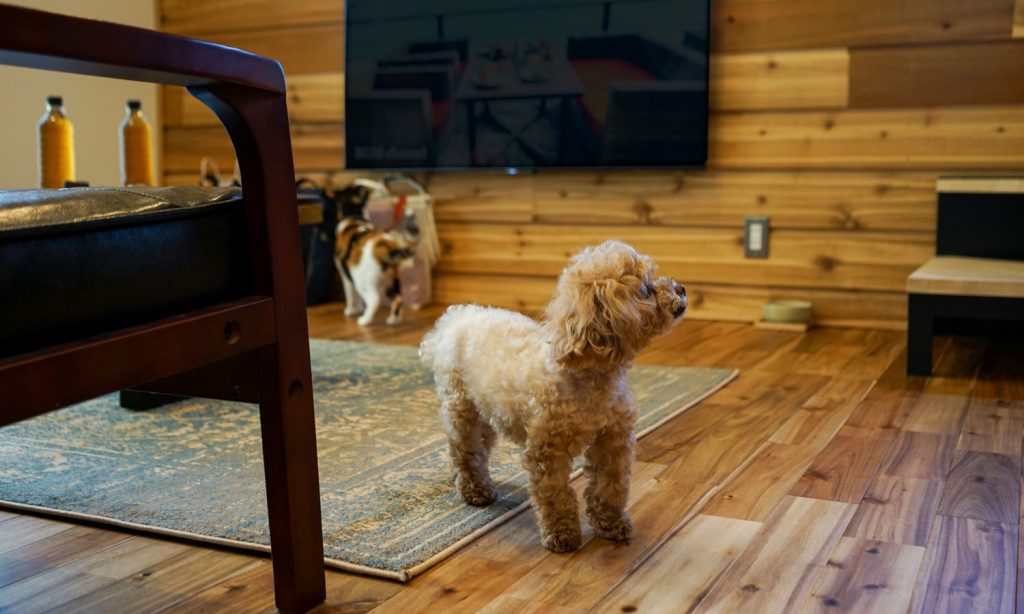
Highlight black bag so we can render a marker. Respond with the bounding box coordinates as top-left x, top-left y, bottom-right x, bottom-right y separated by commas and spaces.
298, 179, 372, 305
